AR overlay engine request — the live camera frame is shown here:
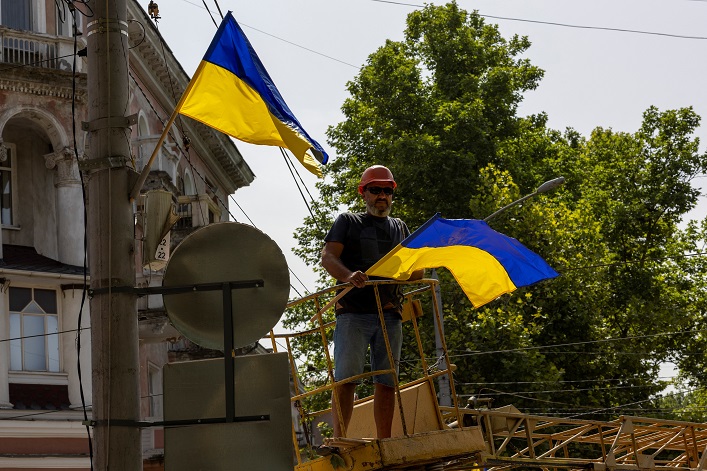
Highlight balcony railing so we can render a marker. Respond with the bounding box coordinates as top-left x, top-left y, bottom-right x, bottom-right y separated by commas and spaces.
0, 27, 85, 73
175, 195, 221, 230
174, 199, 193, 230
